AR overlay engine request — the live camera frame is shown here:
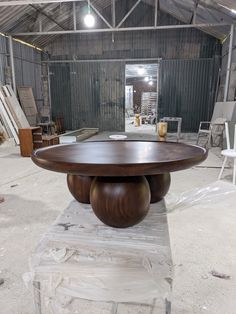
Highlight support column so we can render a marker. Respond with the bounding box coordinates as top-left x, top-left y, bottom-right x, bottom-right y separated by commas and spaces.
224, 24, 234, 102
8, 36, 16, 94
